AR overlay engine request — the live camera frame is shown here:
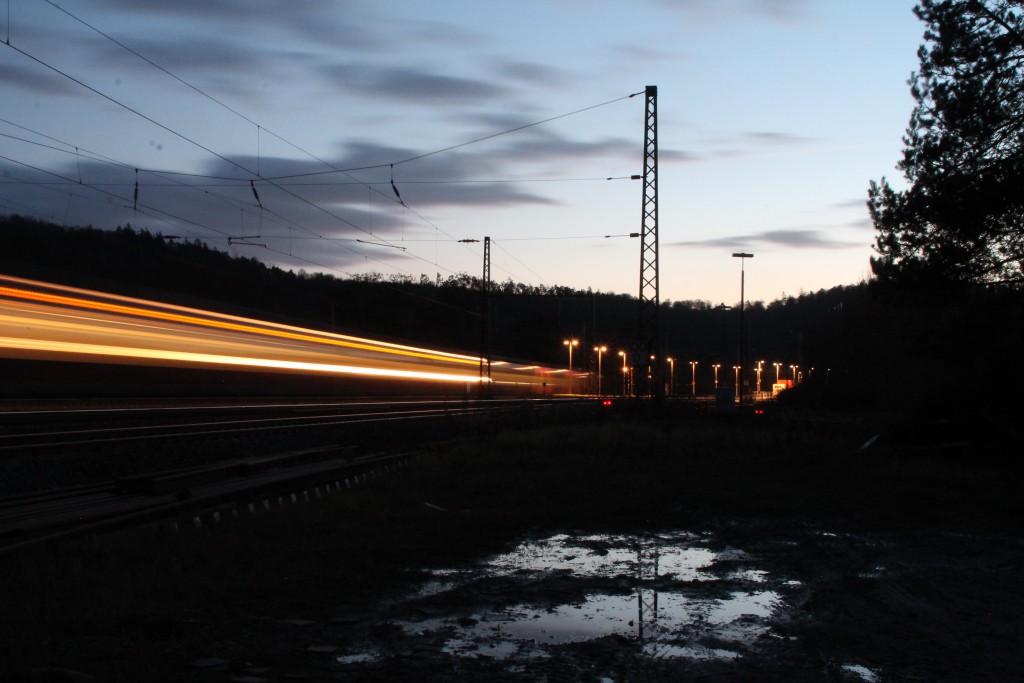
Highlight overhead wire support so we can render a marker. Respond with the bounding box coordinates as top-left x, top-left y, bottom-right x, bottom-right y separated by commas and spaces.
637, 85, 662, 400
479, 236, 492, 396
